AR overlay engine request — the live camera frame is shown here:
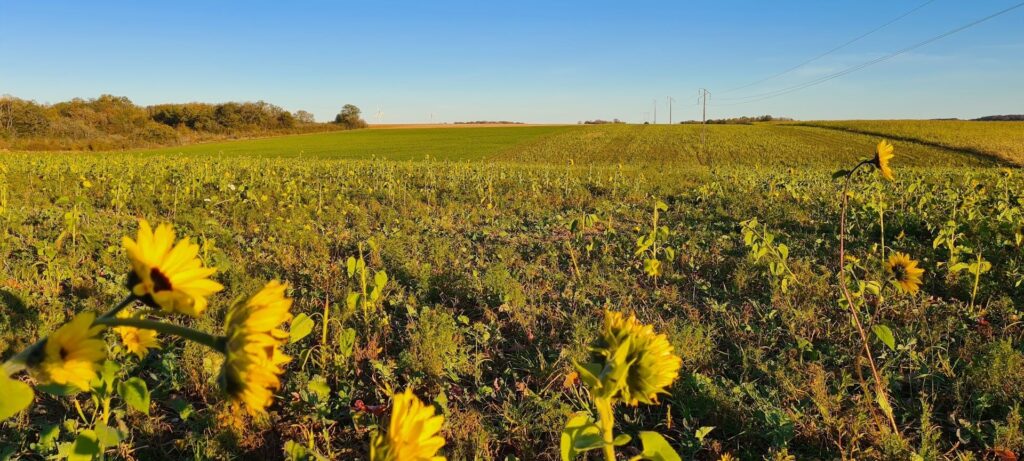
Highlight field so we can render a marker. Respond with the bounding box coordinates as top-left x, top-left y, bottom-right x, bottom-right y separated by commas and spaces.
794, 120, 1024, 166
1, 122, 1023, 460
